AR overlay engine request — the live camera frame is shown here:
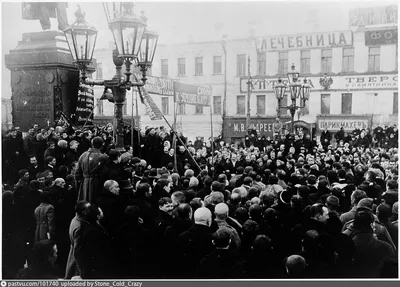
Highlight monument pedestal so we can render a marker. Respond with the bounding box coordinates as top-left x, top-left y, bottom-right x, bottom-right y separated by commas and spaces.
5, 30, 95, 130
